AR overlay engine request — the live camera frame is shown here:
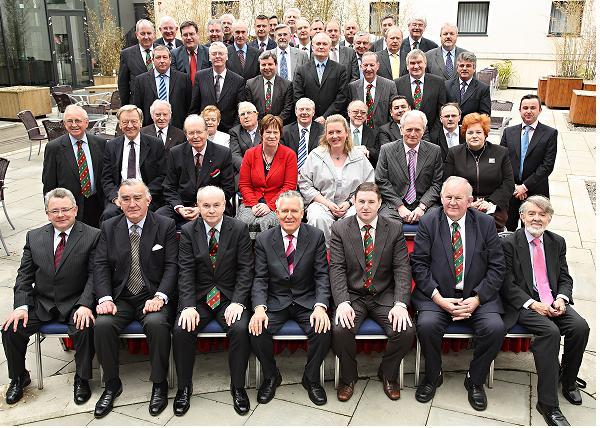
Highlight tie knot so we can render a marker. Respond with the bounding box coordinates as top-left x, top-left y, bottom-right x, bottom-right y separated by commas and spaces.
354, 128, 360, 134
415, 79, 421, 85
287, 234, 294, 242
461, 81, 467, 87
129, 140, 135, 147
145, 48, 151, 54
447, 51, 452, 57
209, 227, 217, 237
452, 221, 459, 232
532, 237, 541, 247
301, 128, 307, 135
130, 224, 139, 234
266, 80, 272, 86
362, 224, 372, 232
408, 148, 416, 155
59, 232, 66, 238
523, 125, 531, 132
159, 73, 166, 78
76, 140, 83, 148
